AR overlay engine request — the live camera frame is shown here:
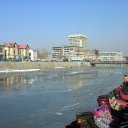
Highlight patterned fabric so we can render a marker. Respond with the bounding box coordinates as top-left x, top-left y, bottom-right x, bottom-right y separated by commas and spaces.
109, 91, 122, 110
93, 105, 113, 128
109, 87, 128, 111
